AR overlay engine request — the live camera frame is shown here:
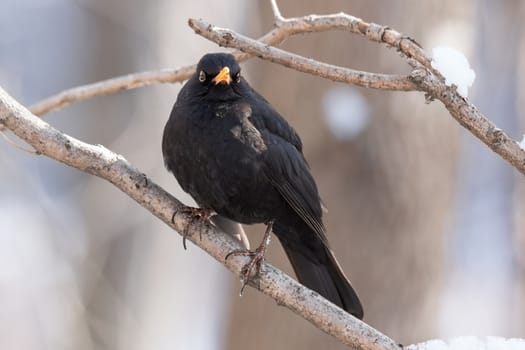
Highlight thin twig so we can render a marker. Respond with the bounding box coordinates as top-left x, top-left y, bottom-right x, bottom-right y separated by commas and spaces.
0, 129, 38, 155
270, 0, 284, 23
0, 86, 400, 350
